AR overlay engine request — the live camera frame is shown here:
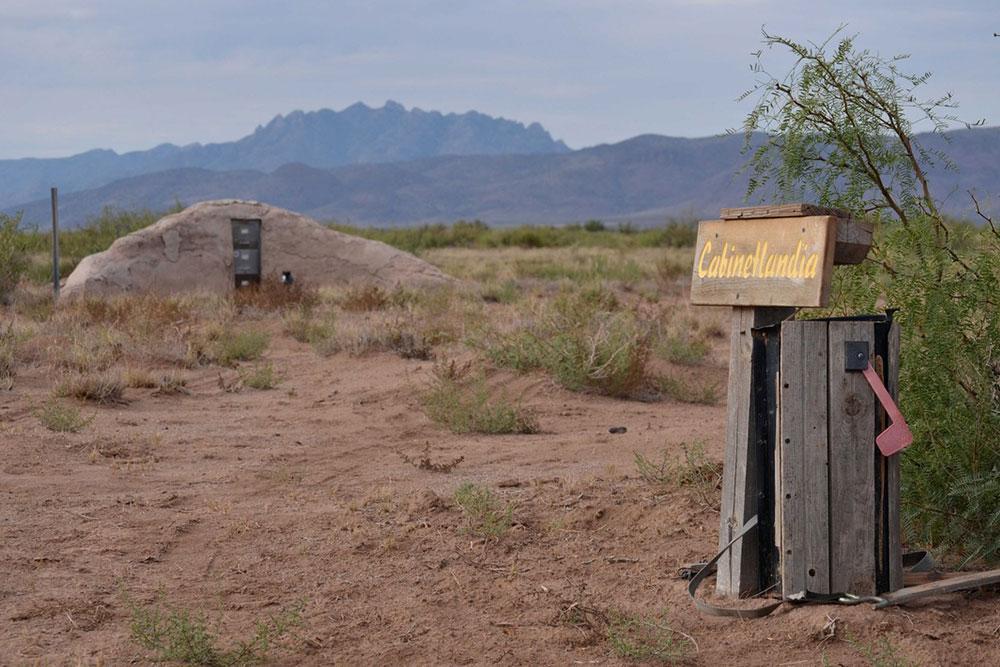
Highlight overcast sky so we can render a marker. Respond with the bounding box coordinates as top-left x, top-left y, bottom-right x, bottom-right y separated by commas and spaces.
2, 0, 997, 159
